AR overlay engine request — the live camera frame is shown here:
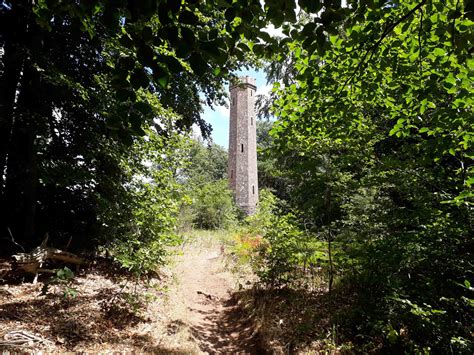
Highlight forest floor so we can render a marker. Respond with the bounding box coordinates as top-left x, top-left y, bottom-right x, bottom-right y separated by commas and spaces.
0, 231, 352, 353
0, 231, 264, 354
